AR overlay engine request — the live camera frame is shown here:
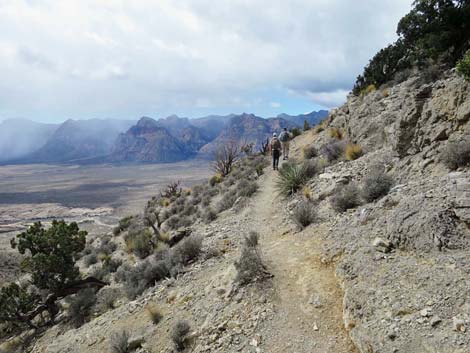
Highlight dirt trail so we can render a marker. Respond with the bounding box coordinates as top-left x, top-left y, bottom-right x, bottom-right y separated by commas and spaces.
248, 167, 357, 353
